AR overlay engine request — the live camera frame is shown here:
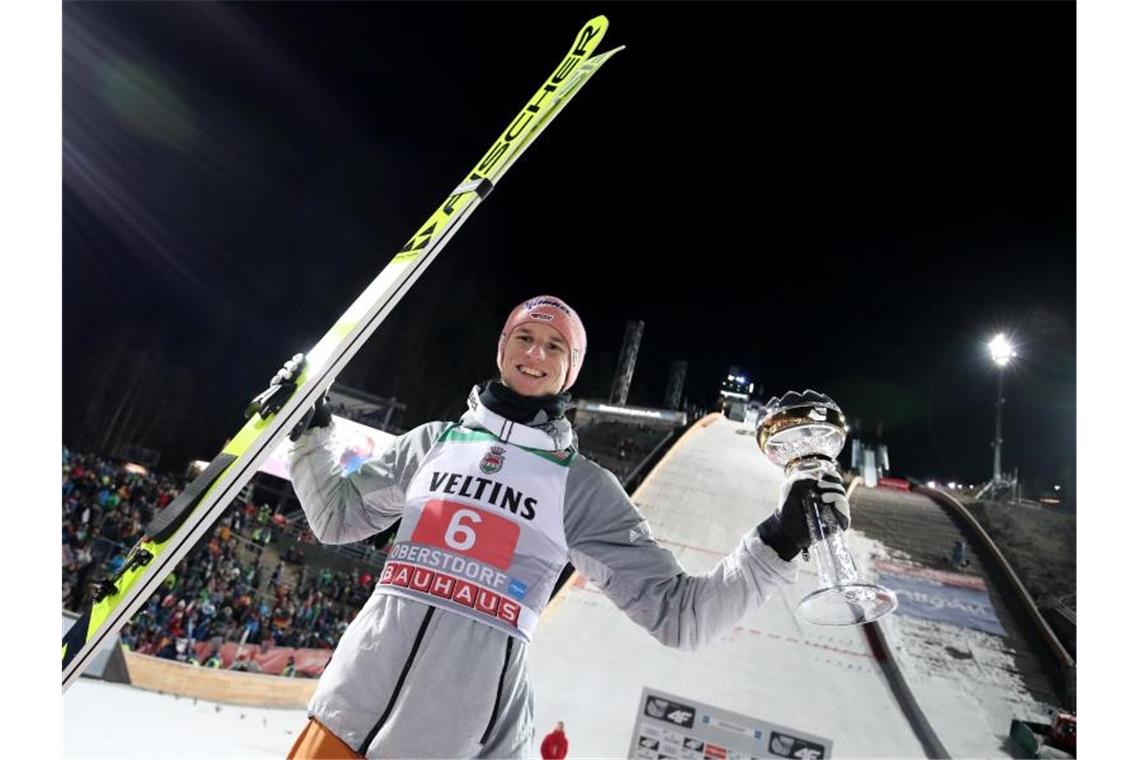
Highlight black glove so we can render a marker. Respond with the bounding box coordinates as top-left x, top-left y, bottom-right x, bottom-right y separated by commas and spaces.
244, 353, 332, 441
758, 472, 851, 562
